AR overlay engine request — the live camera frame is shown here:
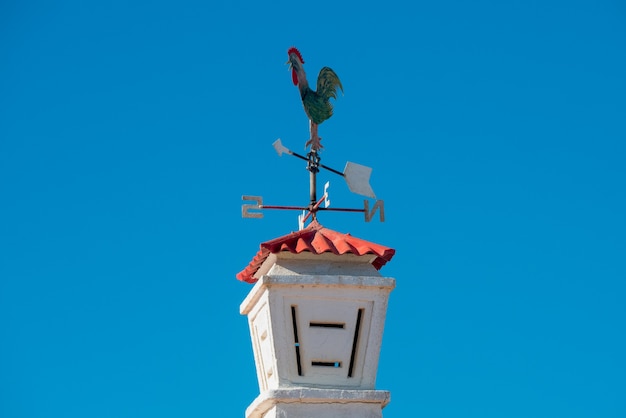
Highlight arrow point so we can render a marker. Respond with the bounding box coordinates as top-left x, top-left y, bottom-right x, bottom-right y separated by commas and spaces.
343, 162, 376, 199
